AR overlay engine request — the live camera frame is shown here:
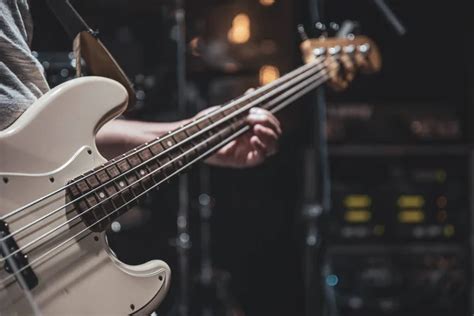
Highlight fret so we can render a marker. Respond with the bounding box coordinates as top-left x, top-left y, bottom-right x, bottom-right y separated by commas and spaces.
197, 118, 213, 130
127, 154, 142, 167
104, 183, 123, 210
174, 136, 197, 164
106, 164, 121, 178
233, 116, 246, 131
157, 155, 175, 177
127, 154, 146, 192
123, 171, 138, 185
68, 184, 81, 198
221, 107, 236, 116
221, 116, 239, 134
208, 110, 226, 123
138, 147, 153, 161
96, 185, 115, 214
76, 199, 104, 230
150, 142, 164, 155
76, 180, 90, 194
117, 159, 131, 172
162, 136, 175, 149
83, 195, 103, 227
185, 122, 199, 135
124, 171, 142, 196
84, 194, 98, 209
85, 174, 100, 189
116, 177, 133, 202
148, 158, 161, 177
96, 170, 110, 183
92, 192, 109, 219
172, 130, 188, 143
182, 125, 203, 149
192, 135, 210, 154
77, 200, 88, 214
137, 167, 154, 189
